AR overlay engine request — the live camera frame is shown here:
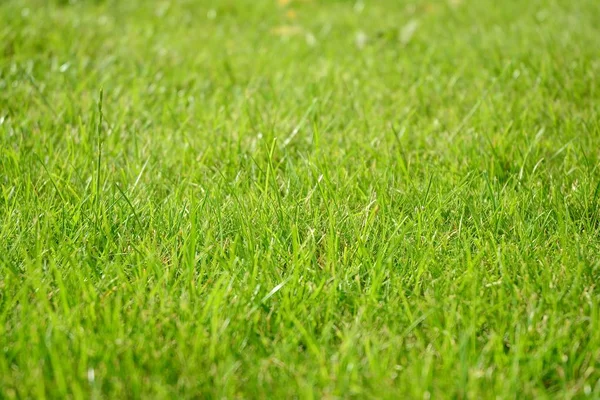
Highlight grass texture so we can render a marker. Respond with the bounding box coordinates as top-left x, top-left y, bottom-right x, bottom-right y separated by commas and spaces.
1, 0, 600, 398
